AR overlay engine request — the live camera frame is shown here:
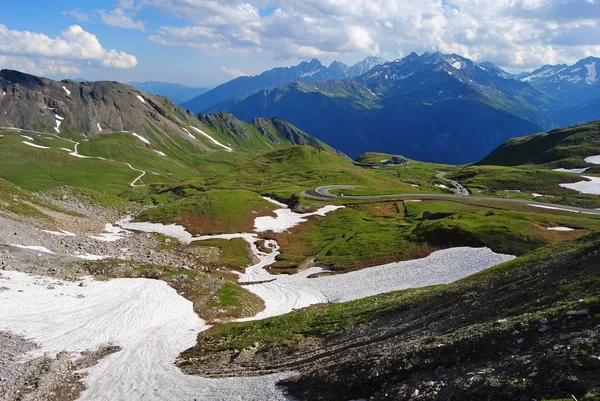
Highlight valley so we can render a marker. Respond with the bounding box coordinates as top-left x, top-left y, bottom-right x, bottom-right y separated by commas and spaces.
0, 69, 599, 401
